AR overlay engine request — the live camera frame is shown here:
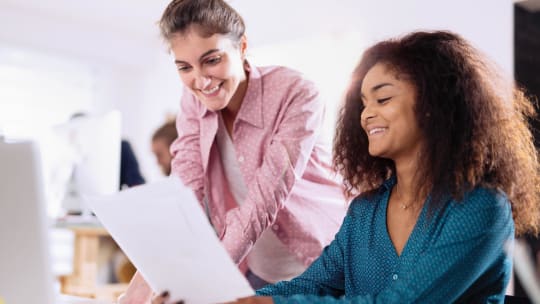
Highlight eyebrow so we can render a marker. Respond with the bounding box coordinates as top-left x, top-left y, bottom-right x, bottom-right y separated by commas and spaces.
174, 48, 221, 65
360, 82, 394, 99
